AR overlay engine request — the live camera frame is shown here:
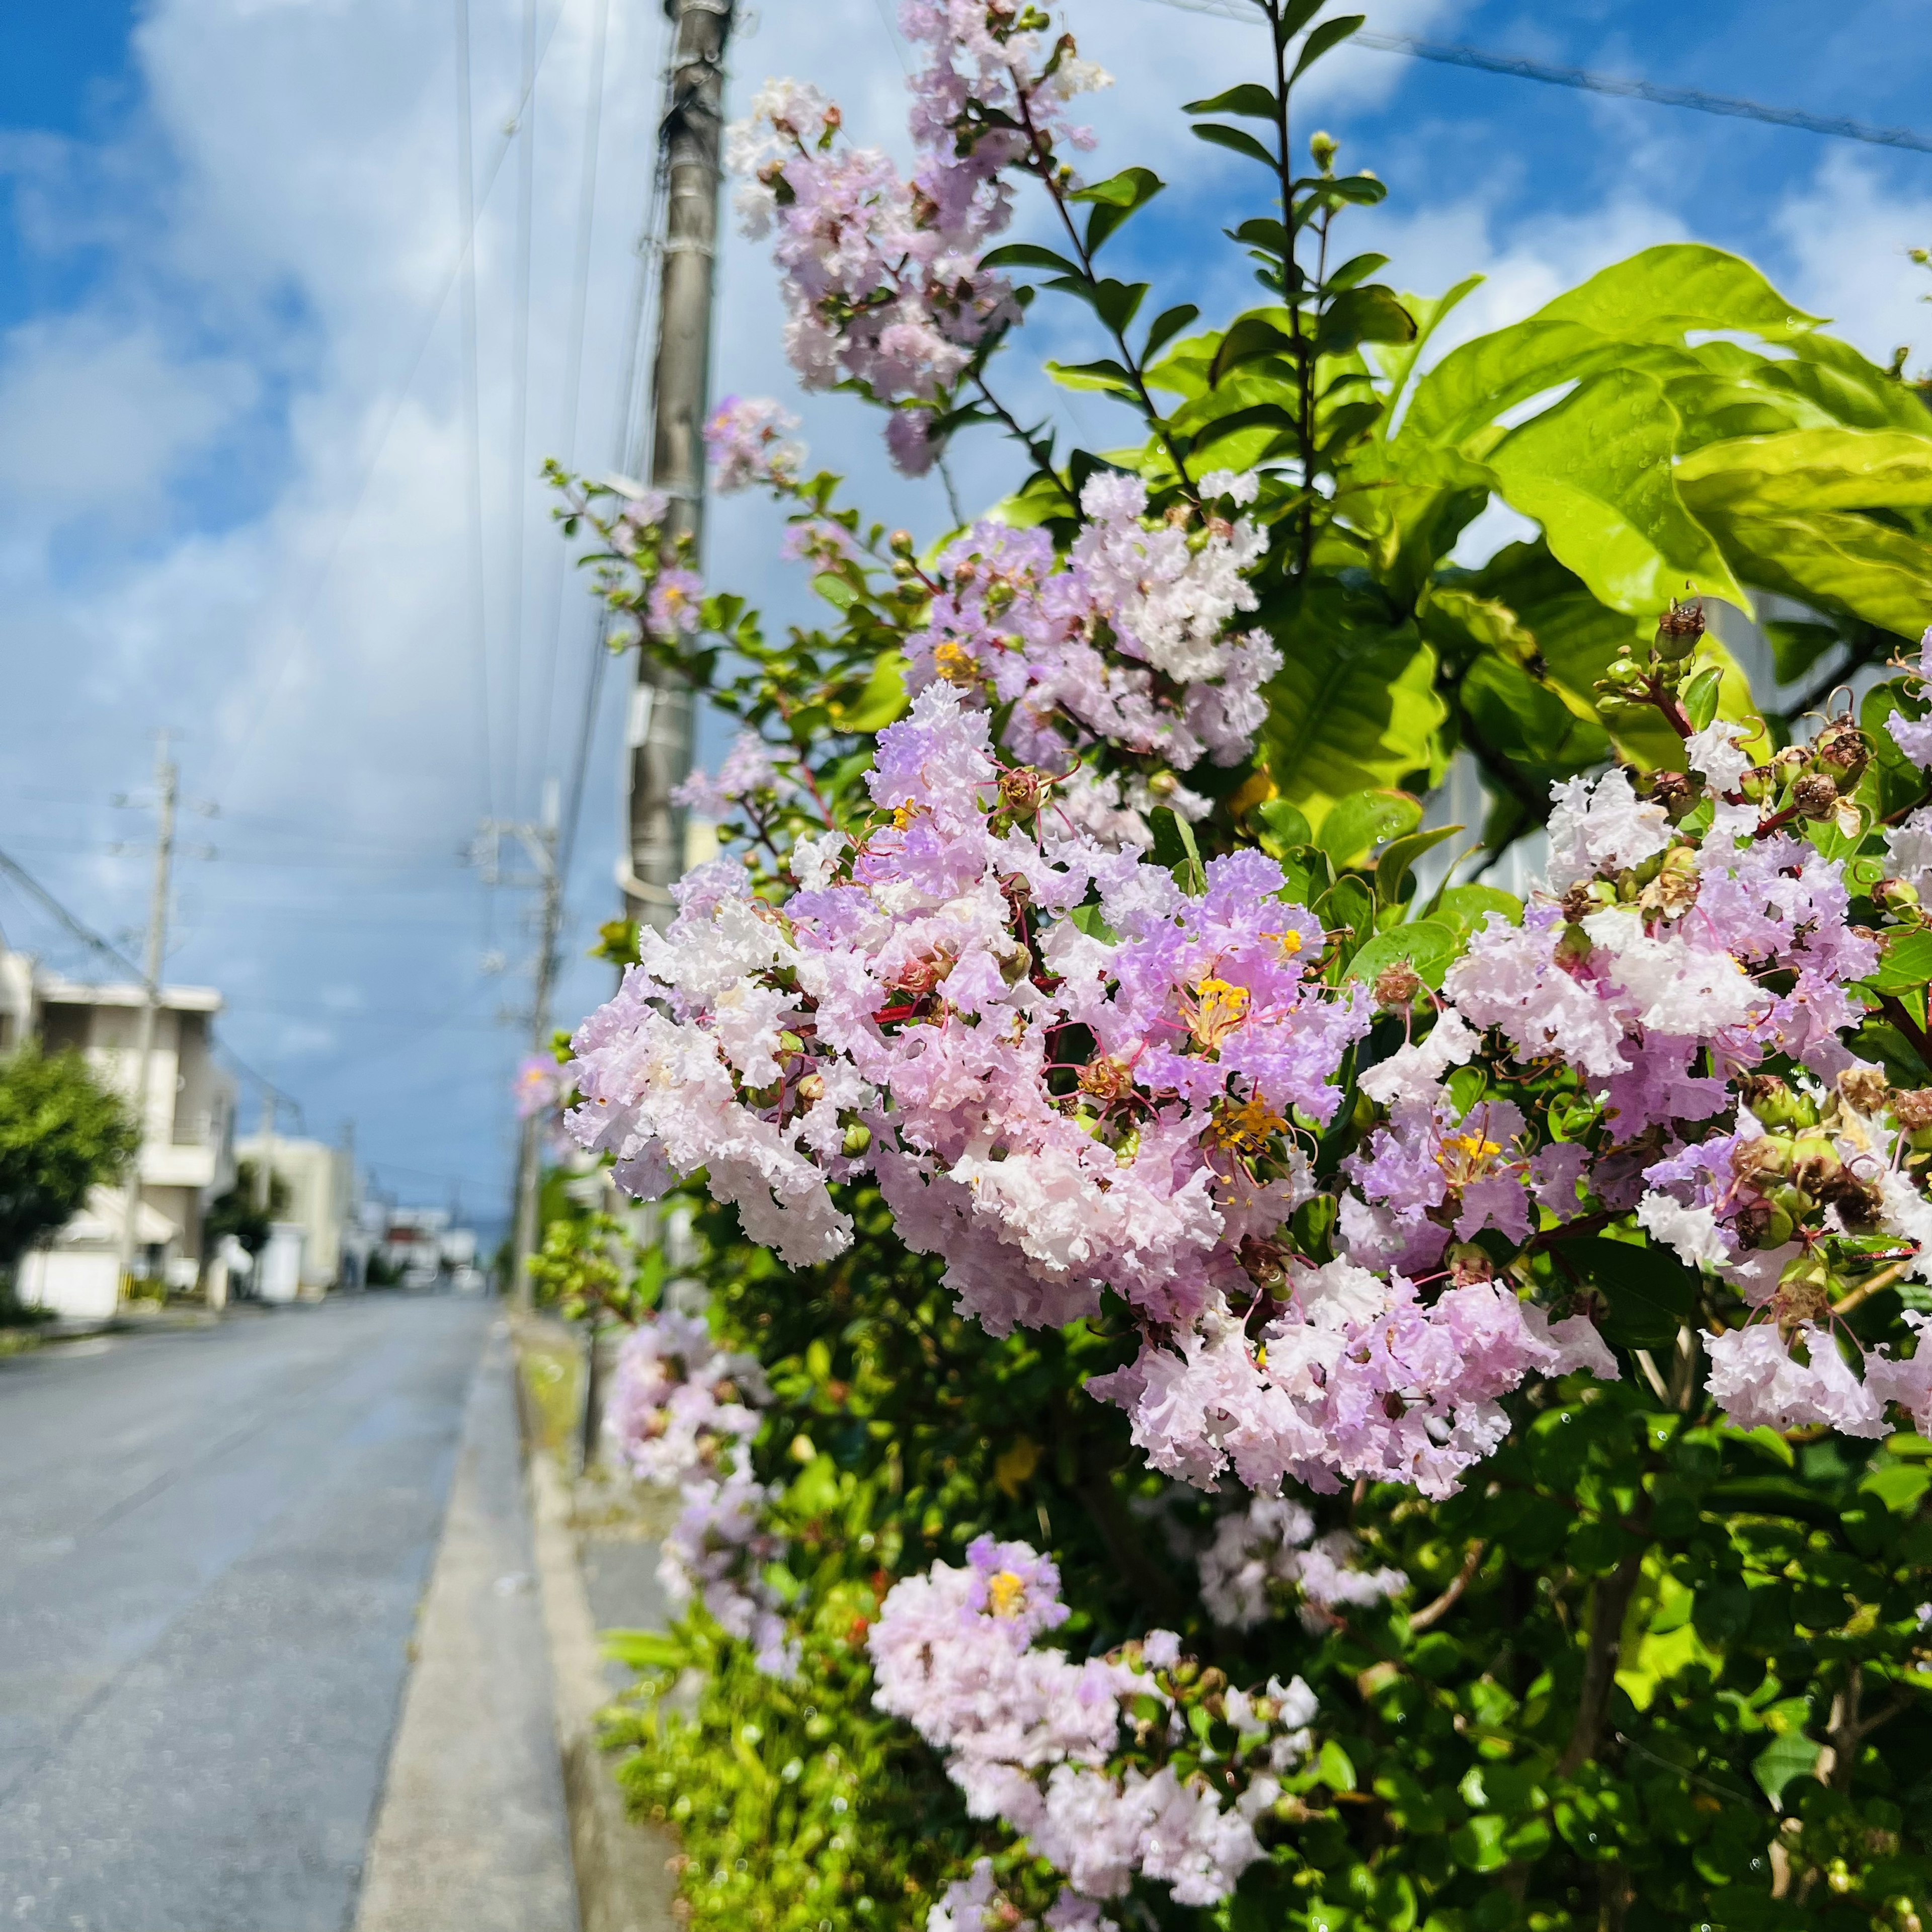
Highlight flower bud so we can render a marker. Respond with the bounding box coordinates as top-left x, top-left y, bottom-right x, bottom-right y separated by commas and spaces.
1310, 129, 1338, 171
1742, 1074, 1810, 1131
1653, 599, 1706, 662
1790, 1131, 1840, 1192
1874, 877, 1921, 919
841, 1121, 873, 1158
1740, 763, 1775, 803
794, 1072, 827, 1104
